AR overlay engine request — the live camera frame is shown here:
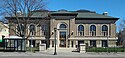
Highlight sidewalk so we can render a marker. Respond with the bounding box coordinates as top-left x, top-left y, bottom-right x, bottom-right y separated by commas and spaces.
1, 51, 125, 57
0, 48, 125, 57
